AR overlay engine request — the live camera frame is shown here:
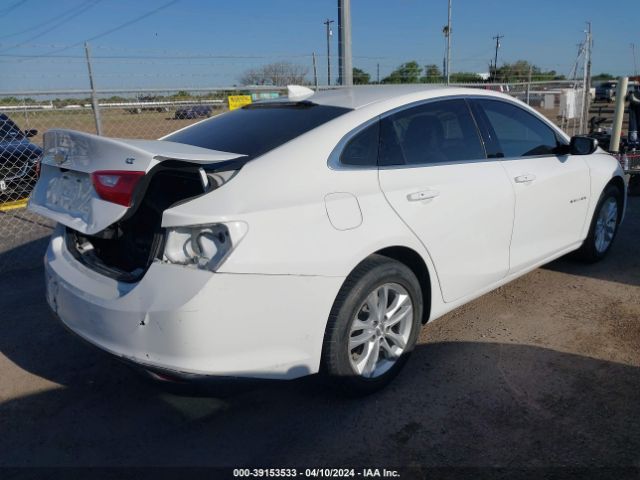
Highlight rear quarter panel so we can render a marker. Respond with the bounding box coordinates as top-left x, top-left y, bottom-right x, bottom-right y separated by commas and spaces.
161, 107, 445, 308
